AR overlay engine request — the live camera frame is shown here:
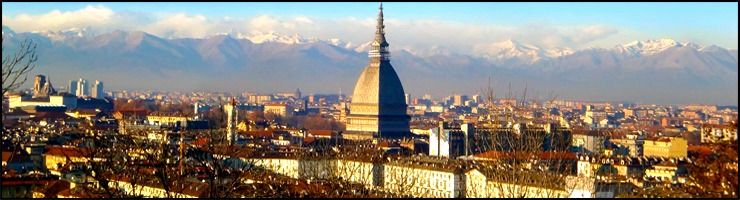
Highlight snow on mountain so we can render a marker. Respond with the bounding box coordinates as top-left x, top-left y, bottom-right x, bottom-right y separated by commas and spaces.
544, 47, 575, 58
31, 27, 96, 41
327, 38, 356, 49
213, 28, 250, 40
245, 30, 319, 44
1, 25, 735, 105
614, 38, 695, 57
473, 39, 574, 65
404, 45, 456, 57
2, 25, 16, 37
353, 41, 373, 53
